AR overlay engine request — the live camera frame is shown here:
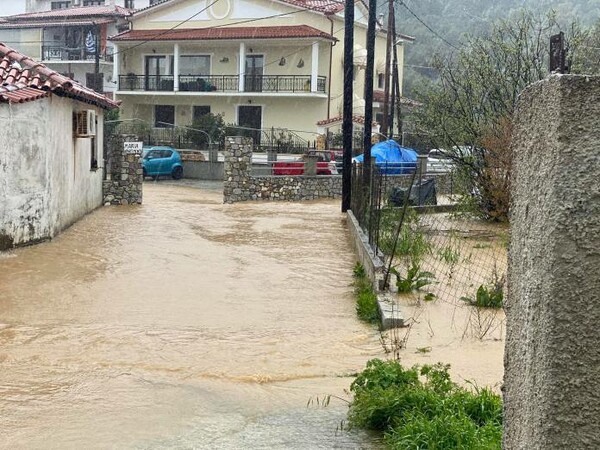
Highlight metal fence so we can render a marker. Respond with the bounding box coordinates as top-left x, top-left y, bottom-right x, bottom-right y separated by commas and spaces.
351, 162, 508, 337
